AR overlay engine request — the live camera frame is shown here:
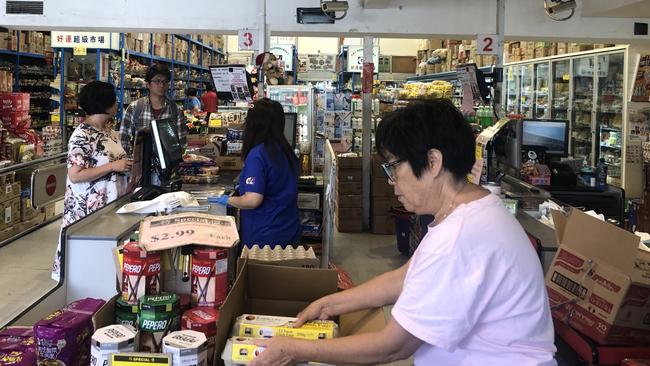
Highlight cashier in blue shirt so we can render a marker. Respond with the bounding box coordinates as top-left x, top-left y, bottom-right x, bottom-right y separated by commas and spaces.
215, 98, 302, 248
